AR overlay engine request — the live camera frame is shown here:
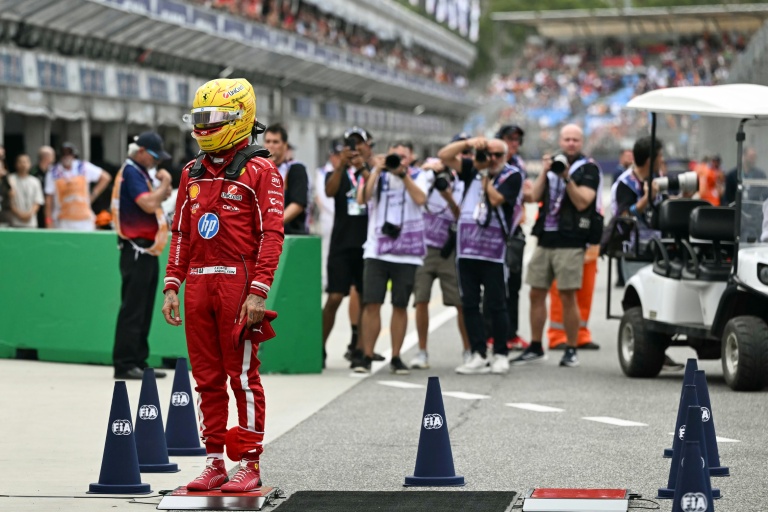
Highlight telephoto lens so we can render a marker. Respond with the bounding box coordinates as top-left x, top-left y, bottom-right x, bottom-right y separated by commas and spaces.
384, 153, 402, 171
550, 154, 569, 174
